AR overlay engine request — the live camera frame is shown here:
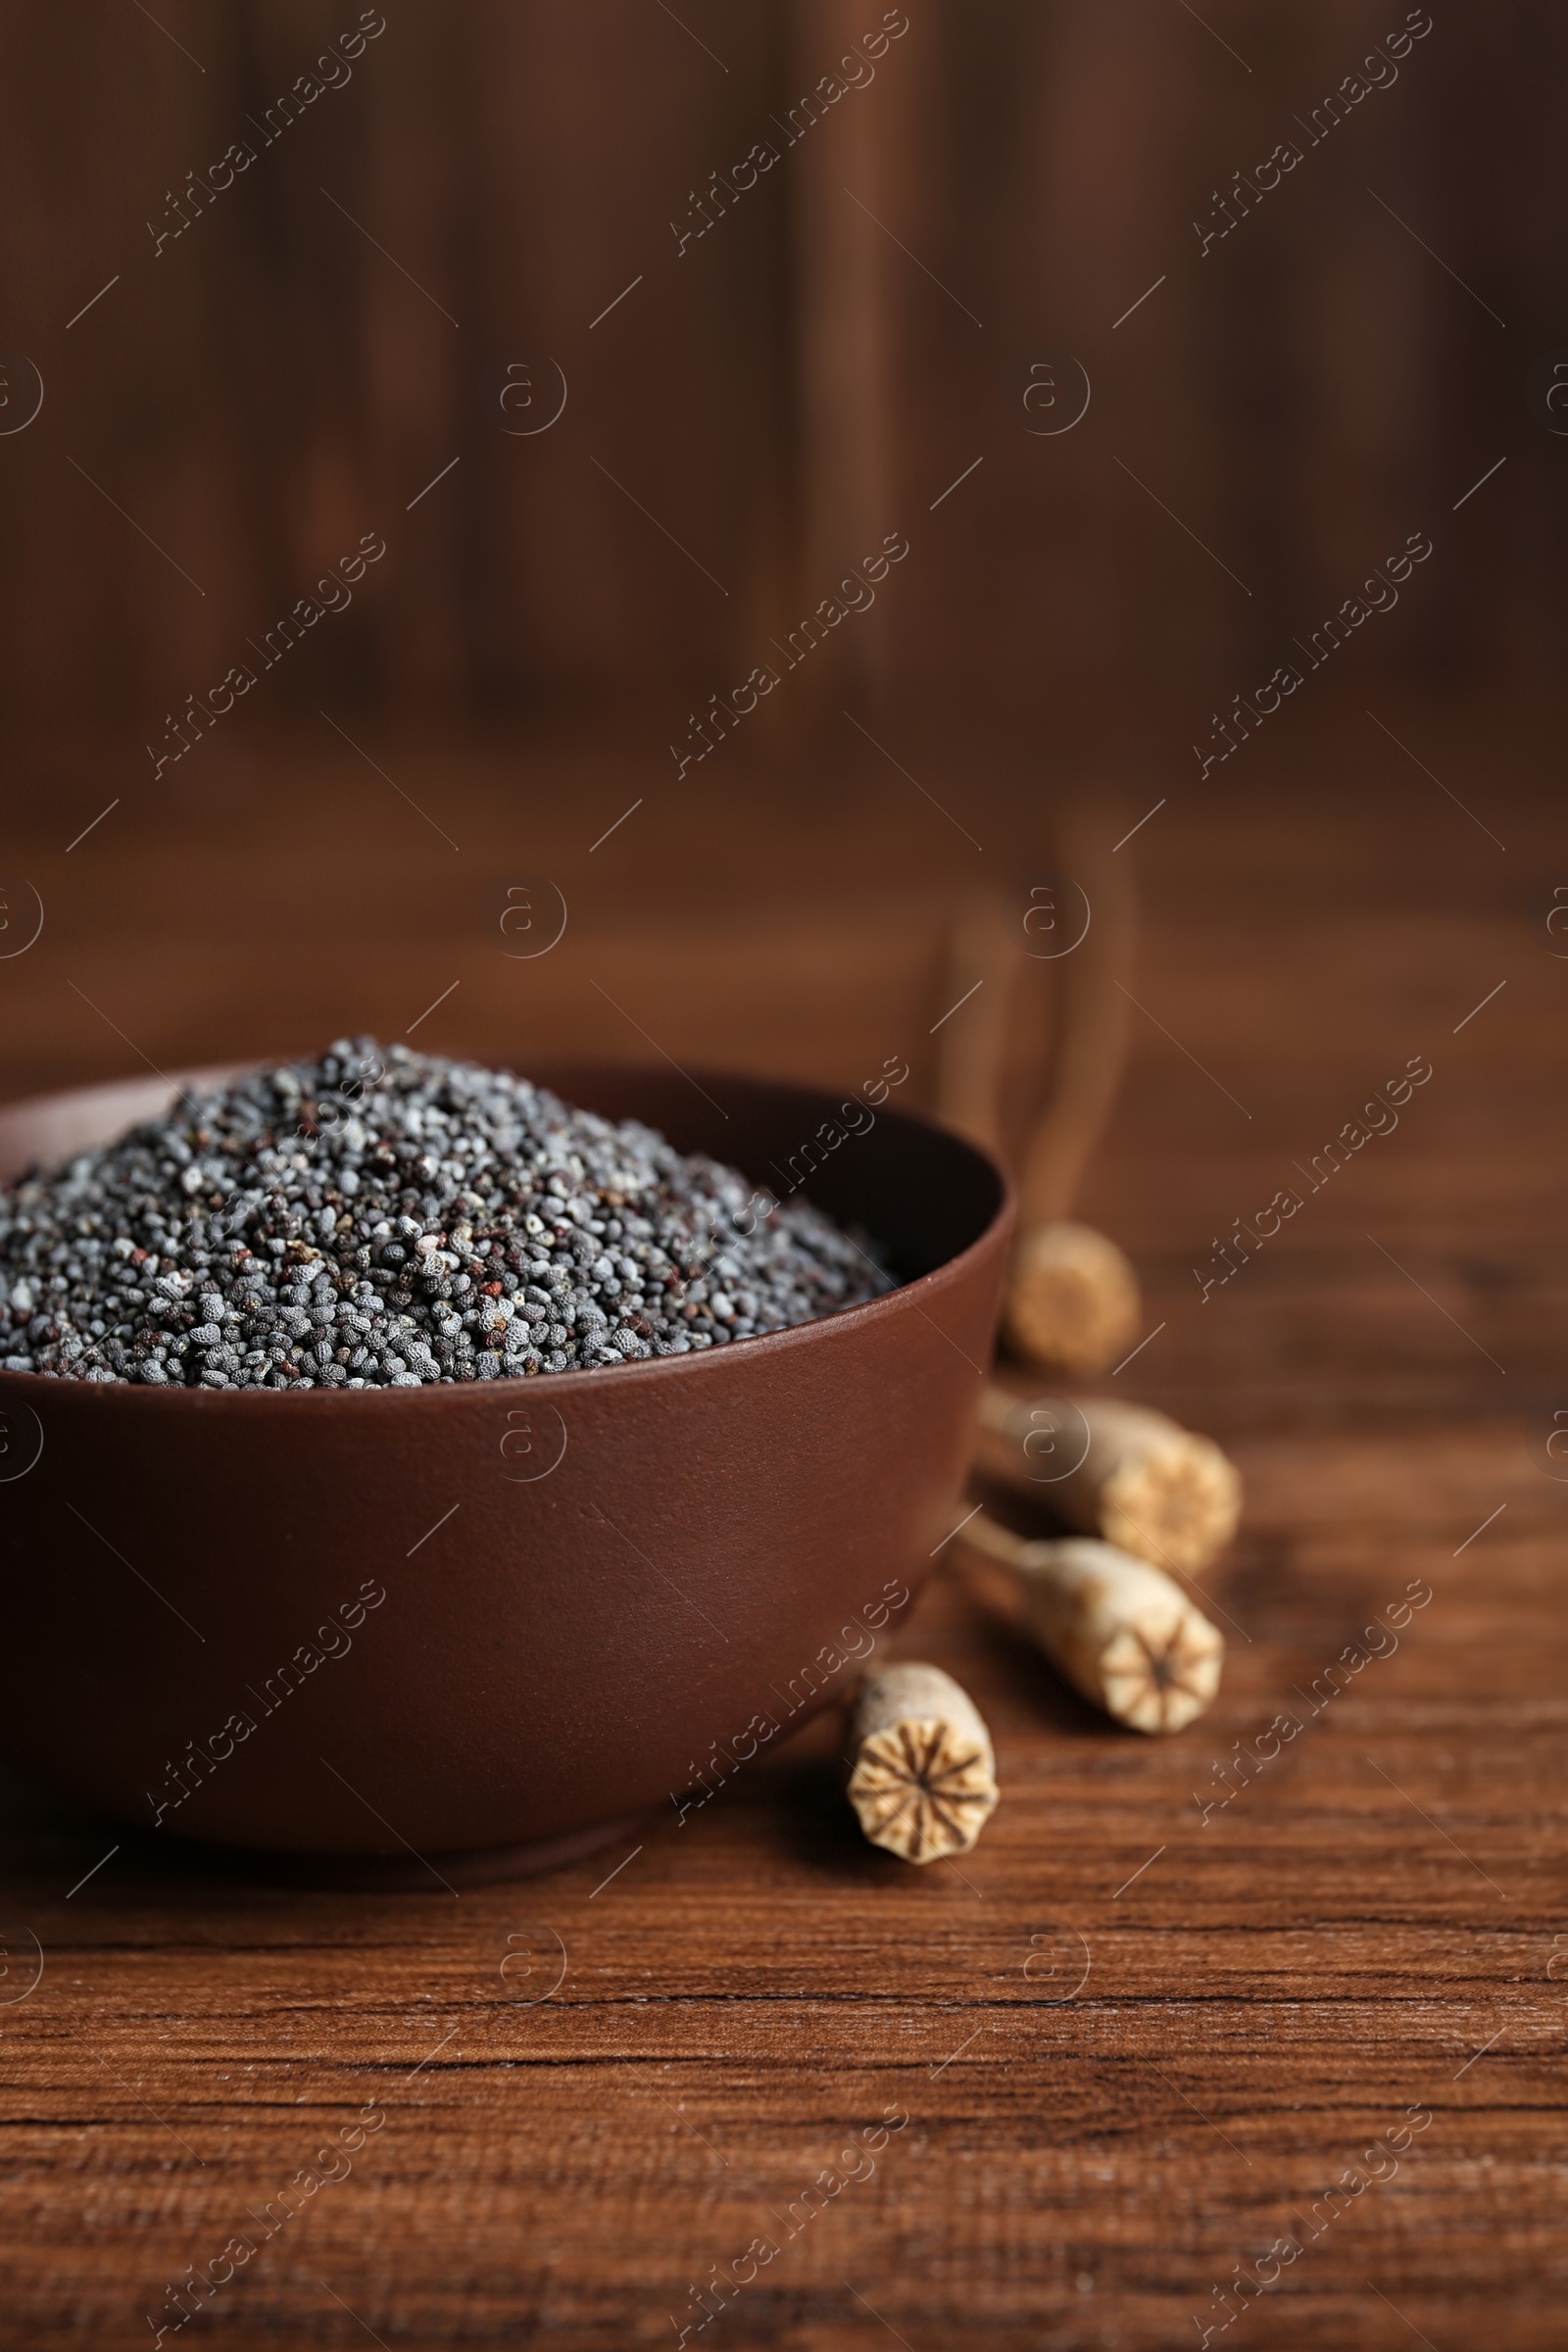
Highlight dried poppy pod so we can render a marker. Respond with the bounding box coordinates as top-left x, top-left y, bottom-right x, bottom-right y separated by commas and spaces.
1003, 1220, 1141, 1374
979, 1391, 1242, 1575
957, 1512, 1224, 1734
846, 1662, 999, 1864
